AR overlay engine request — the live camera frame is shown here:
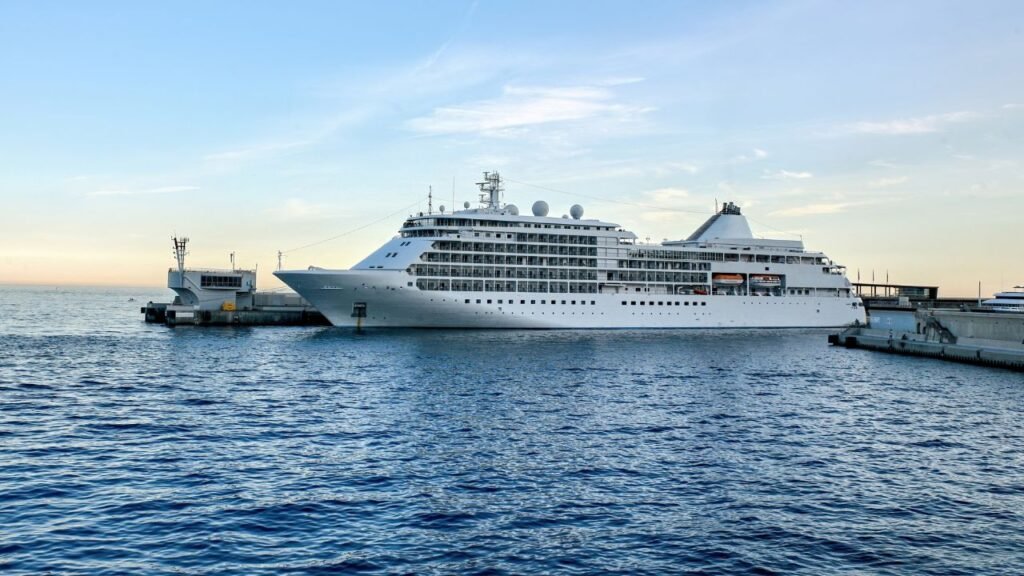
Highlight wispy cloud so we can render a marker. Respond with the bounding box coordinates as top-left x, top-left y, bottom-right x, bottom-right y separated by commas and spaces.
868, 159, 898, 168
598, 76, 646, 86
267, 198, 339, 221
868, 176, 909, 188
645, 187, 691, 203
88, 185, 199, 197
771, 201, 861, 217
204, 140, 311, 162
657, 161, 699, 175
407, 84, 651, 135
729, 148, 768, 164
763, 169, 813, 180
840, 111, 978, 135
203, 108, 373, 164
